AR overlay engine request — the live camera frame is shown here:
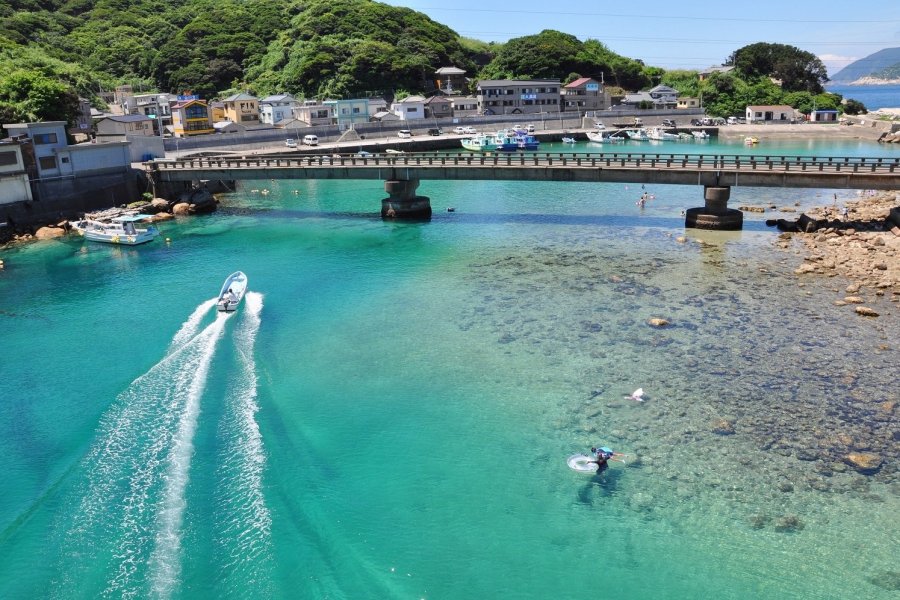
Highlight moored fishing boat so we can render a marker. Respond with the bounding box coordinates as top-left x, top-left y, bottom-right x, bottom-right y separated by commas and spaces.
516, 134, 540, 150
70, 214, 160, 245
625, 128, 649, 141
692, 130, 710, 140
217, 271, 248, 312
461, 134, 500, 152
